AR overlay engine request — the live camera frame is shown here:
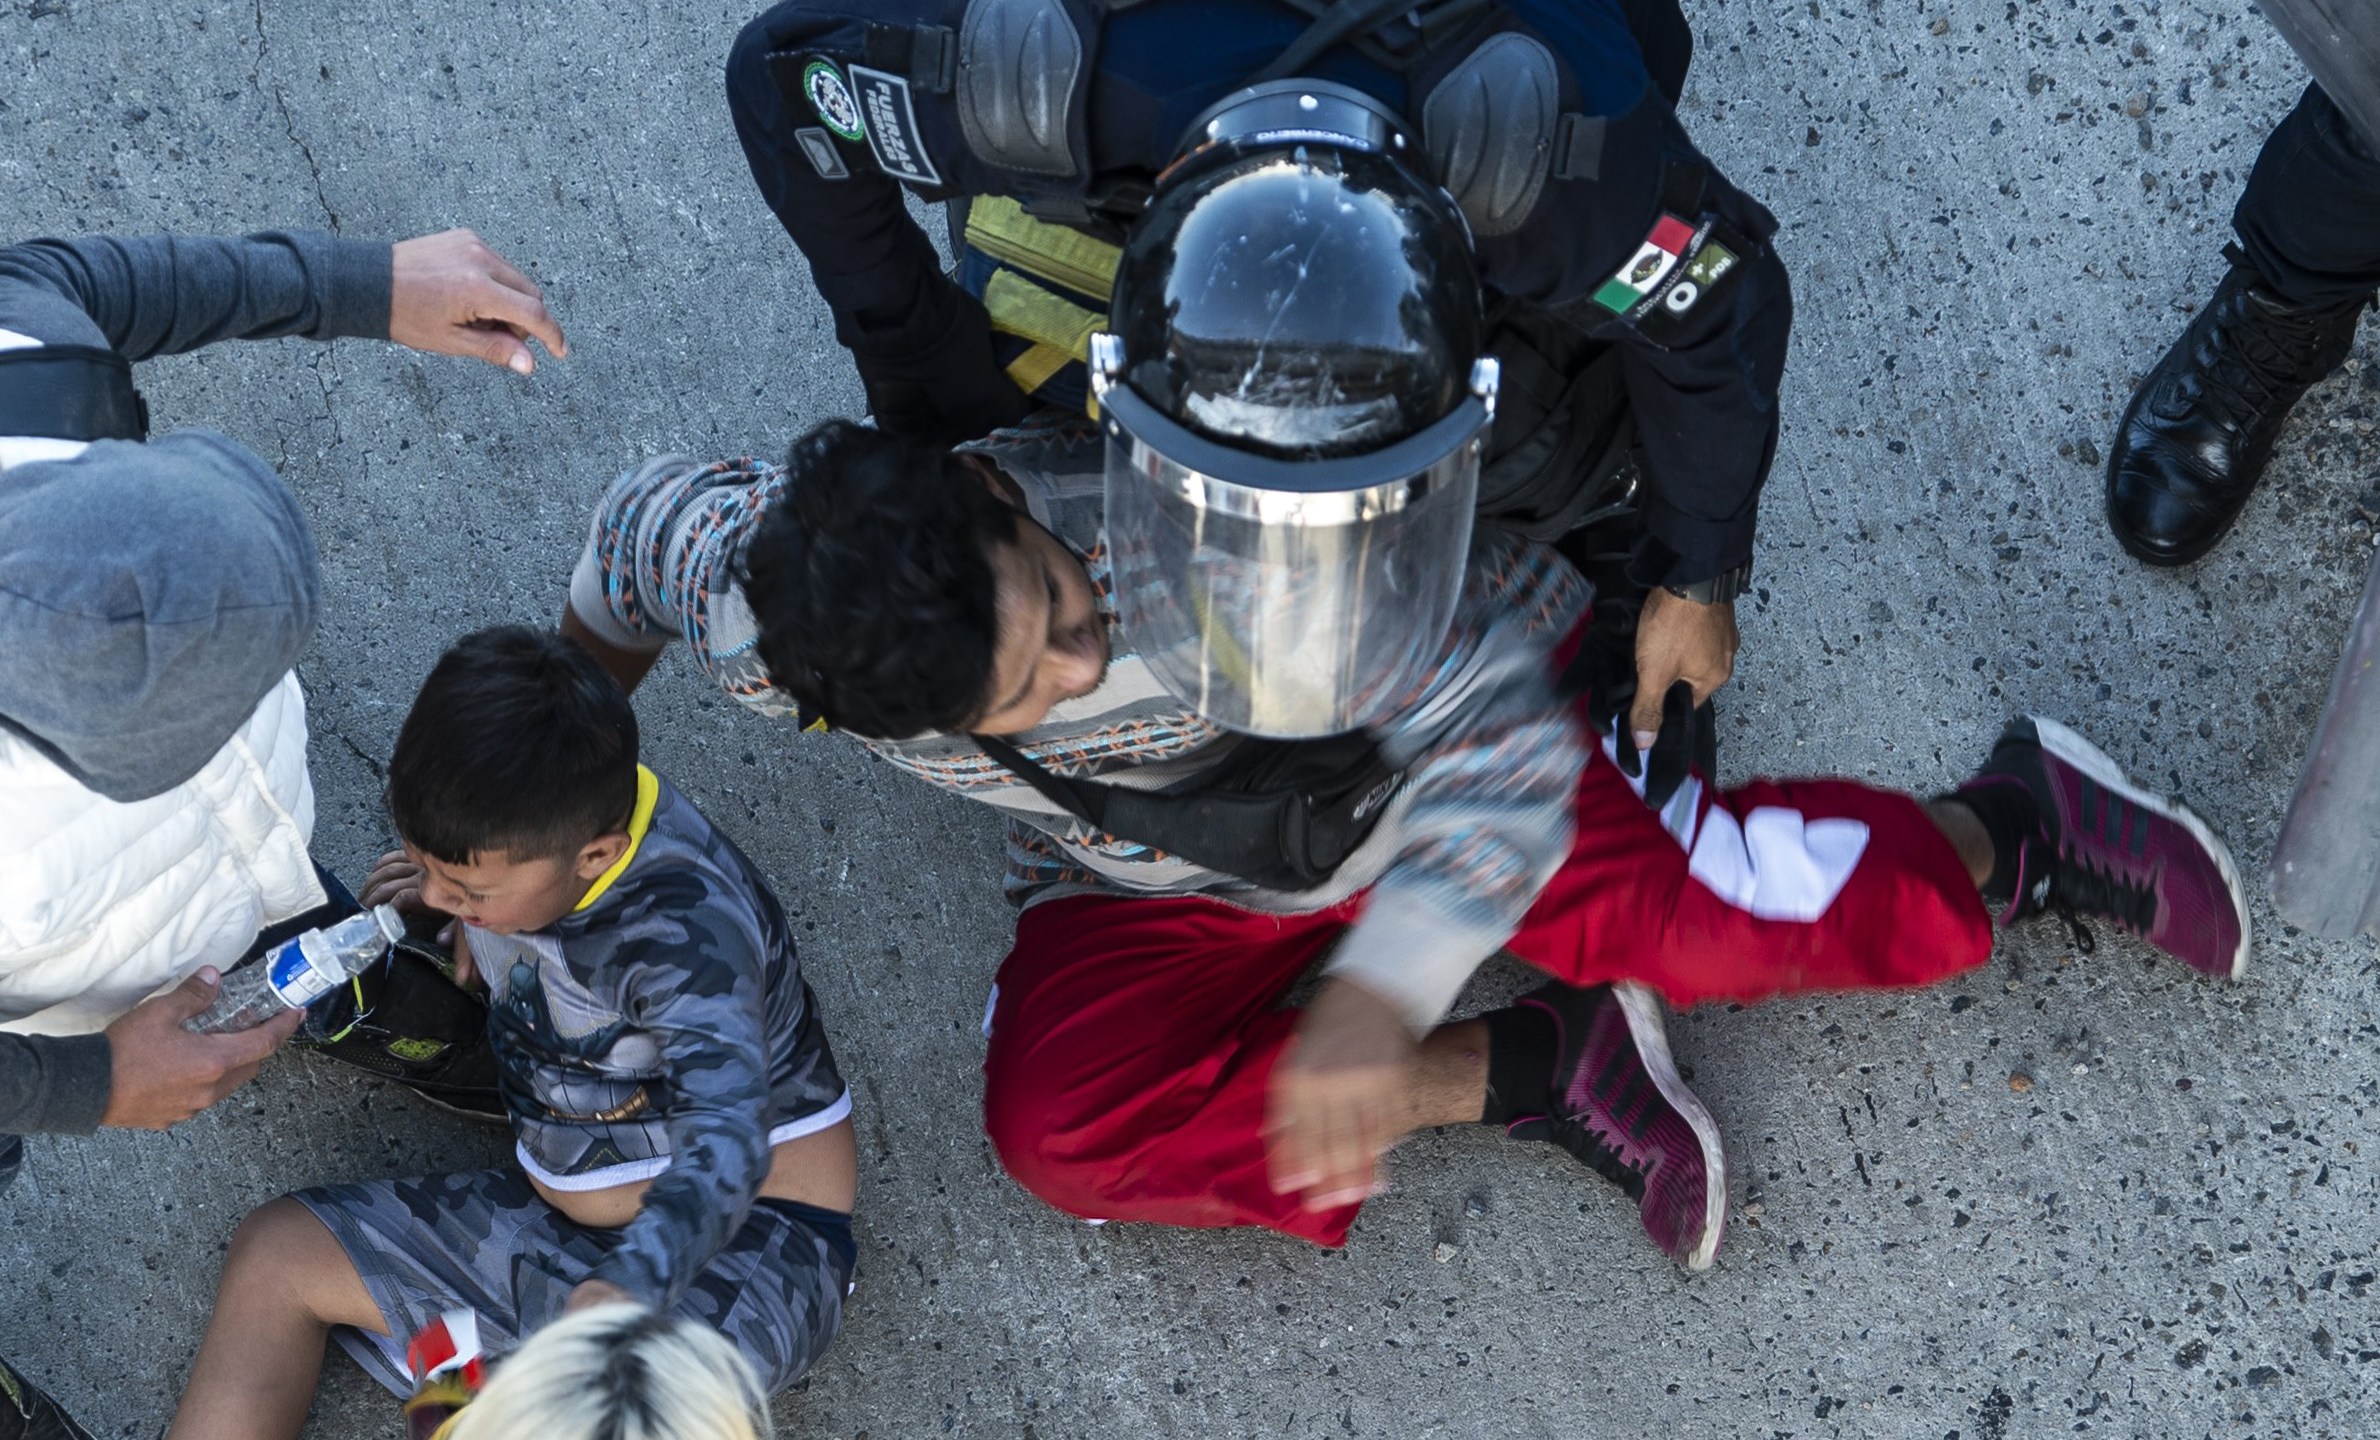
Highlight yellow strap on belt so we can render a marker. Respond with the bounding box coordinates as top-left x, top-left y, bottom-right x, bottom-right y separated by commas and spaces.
982, 269, 1106, 363
1003, 342, 1079, 396
963, 195, 1122, 300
